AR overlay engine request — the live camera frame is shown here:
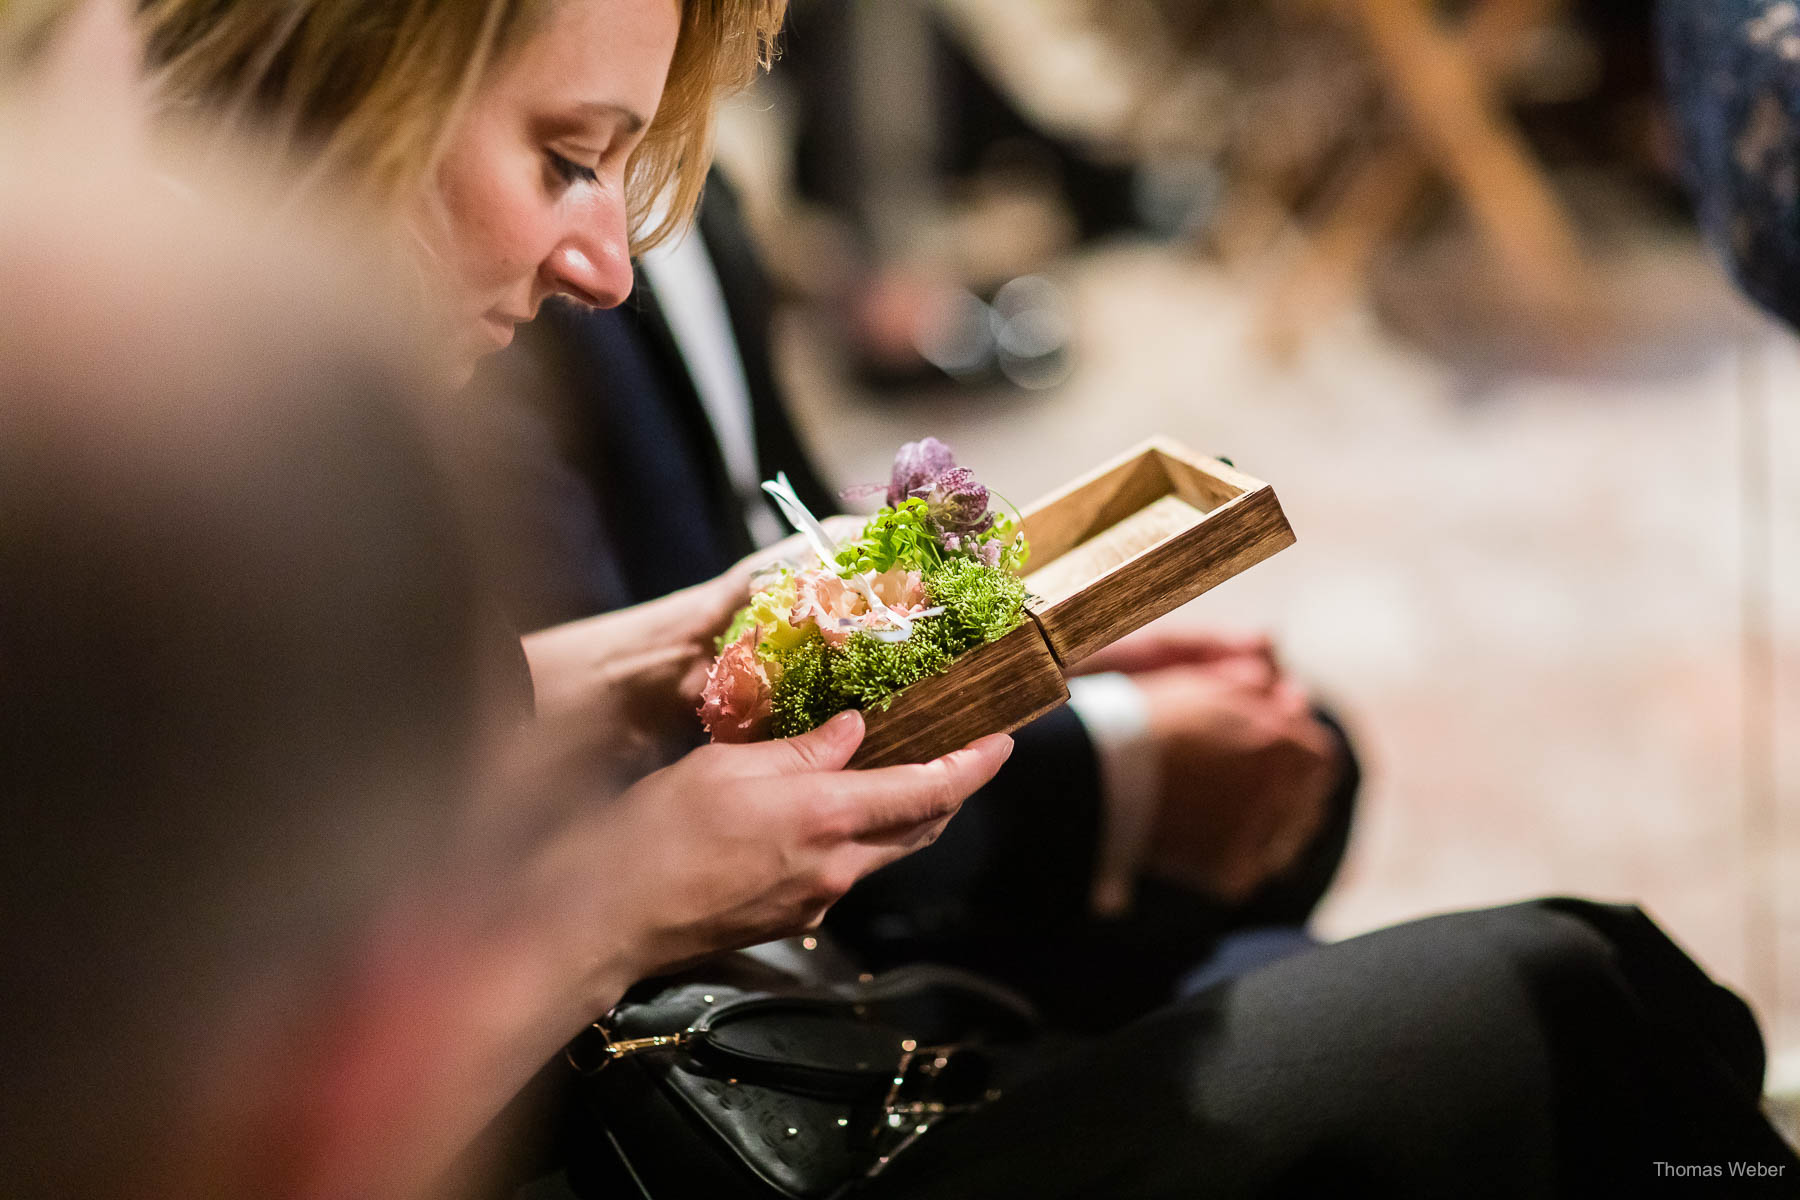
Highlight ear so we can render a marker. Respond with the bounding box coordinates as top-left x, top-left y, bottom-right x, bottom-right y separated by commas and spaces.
25, 0, 148, 151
